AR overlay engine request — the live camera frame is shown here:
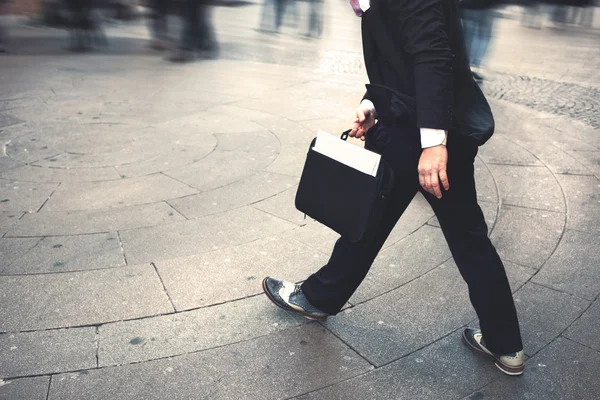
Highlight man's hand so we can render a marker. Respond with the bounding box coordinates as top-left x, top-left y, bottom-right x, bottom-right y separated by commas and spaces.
349, 108, 375, 141
418, 145, 449, 199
